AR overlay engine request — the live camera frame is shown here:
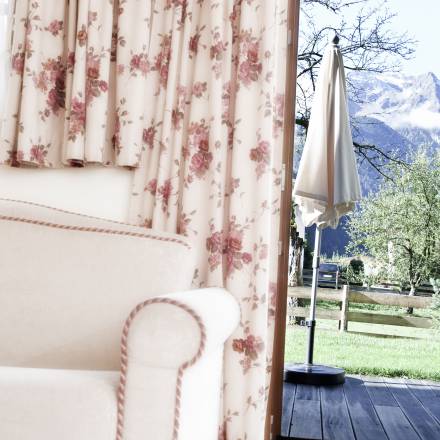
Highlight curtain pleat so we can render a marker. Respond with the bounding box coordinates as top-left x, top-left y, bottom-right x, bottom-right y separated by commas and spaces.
0, 0, 151, 167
